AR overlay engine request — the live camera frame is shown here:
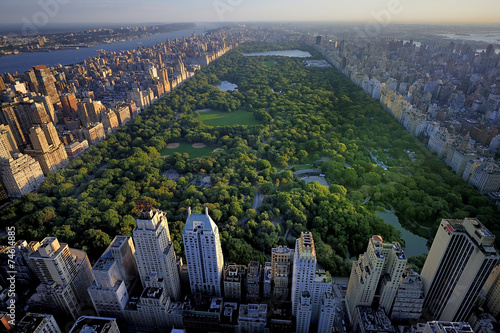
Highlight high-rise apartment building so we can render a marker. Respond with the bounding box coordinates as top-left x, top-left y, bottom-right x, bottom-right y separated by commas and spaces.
291, 232, 317, 316
296, 291, 313, 333
237, 304, 267, 333
0, 124, 45, 198
246, 261, 262, 302
29, 237, 94, 320
390, 266, 425, 320
263, 262, 272, 299
183, 207, 224, 296
26, 122, 69, 175
88, 236, 139, 320
223, 263, 245, 301
76, 102, 91, 126
0, 75, 6, 91
101, 109, 120, 134
33, 65, 60, 107
421, 218, 499, 322
346, 235, 406, 326
33, 95, 57, 123
311, 270, 333, 325
83, 122, 106, 145
483, 265, 500, 318
468, 160, 500, 193
115, 105, 131, 125
31, 102, 51, 125
133, 209, 181, 301
317, 292, 338, 333
271, 245, 294, 300
160, 68, 171, 93
61, 93, 78, 117
0, 104, 27, 147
